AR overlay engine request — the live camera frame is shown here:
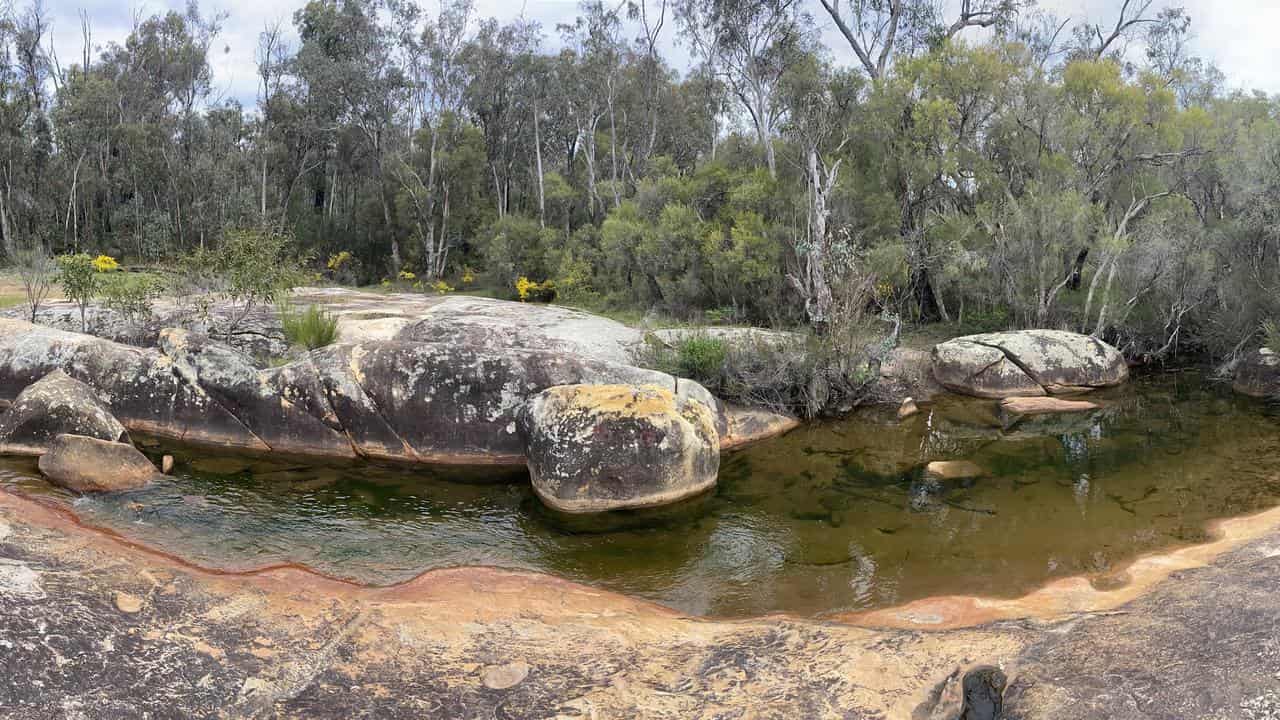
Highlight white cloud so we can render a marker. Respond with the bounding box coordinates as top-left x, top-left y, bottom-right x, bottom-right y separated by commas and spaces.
43, 0, 1280, 109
